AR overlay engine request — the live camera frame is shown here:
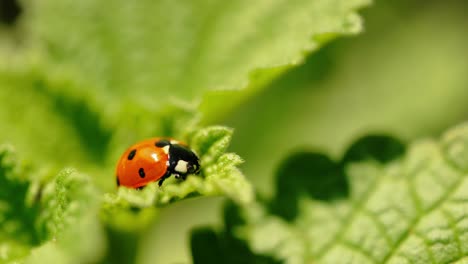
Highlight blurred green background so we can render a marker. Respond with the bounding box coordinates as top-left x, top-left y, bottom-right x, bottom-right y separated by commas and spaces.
146, 1, 468, 263
229, 0, 468, 195
2, 0, 468, 263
